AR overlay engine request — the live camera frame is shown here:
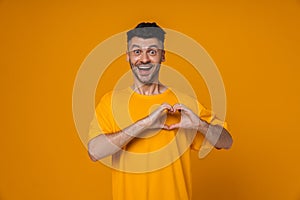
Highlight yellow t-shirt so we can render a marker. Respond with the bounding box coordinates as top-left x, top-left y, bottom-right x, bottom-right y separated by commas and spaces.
89, 87, 226, 200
